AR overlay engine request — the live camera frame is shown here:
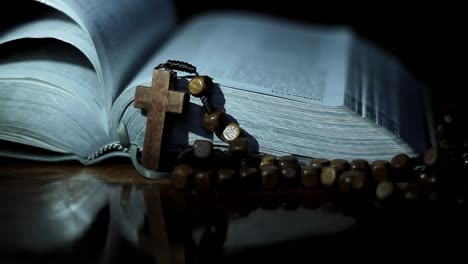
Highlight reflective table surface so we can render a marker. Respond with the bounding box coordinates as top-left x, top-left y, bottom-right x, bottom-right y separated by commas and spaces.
1, 158, 467, 264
